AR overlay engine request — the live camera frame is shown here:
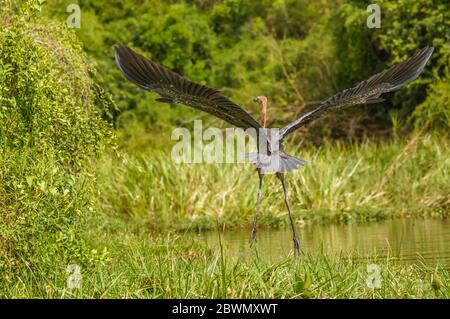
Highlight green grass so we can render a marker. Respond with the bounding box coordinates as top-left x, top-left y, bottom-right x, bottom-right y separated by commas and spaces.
2, 132, 449, 298
2, 212, 450, 298
96, 132, 450, 230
